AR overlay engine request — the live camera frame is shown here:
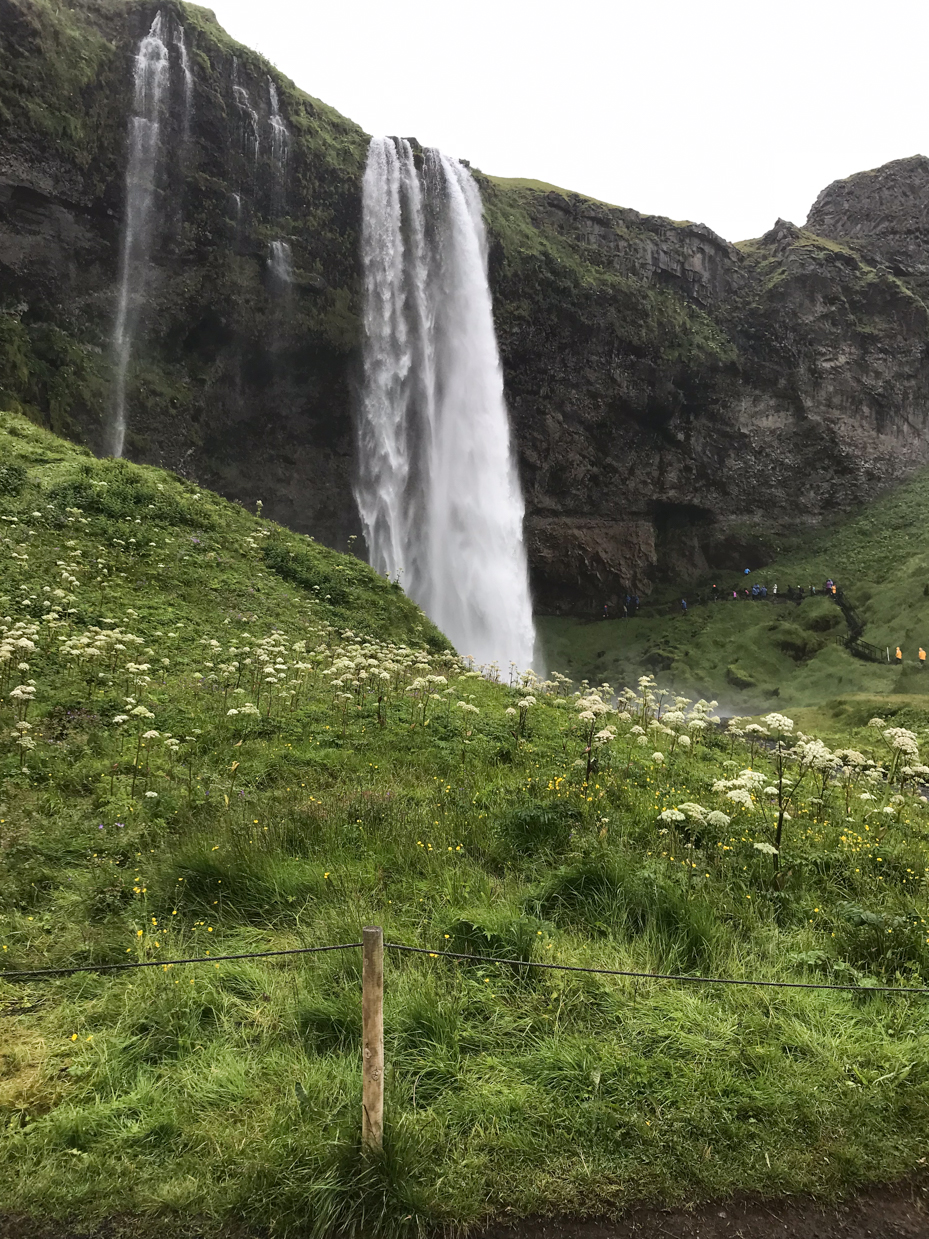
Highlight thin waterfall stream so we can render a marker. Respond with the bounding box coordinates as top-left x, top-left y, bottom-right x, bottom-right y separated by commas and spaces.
174, 24, 193, 145
231, 61, 260, 165
268, 240, 293, 285
108, 11, 171, 458
356, 136, 536, 671
268, 77, 290, 215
